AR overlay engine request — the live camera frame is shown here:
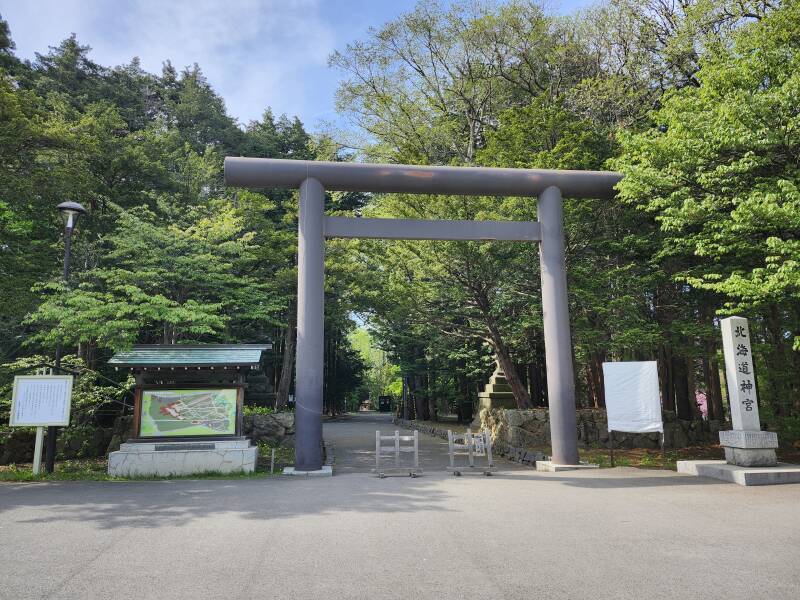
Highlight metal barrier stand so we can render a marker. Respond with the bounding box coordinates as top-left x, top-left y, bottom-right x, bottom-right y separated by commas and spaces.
374, 430, 422, 478
446, 428, 495, 476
